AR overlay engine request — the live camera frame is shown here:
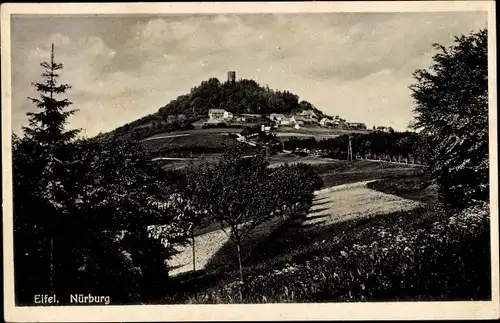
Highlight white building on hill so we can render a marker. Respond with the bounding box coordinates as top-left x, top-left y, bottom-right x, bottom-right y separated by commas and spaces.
280, 116, 295, 126
376, 126, 394, 133
319, 117, 334, 127
293, 115, 306, 126
269, 113, 285, 122
208, 108, 233, 121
